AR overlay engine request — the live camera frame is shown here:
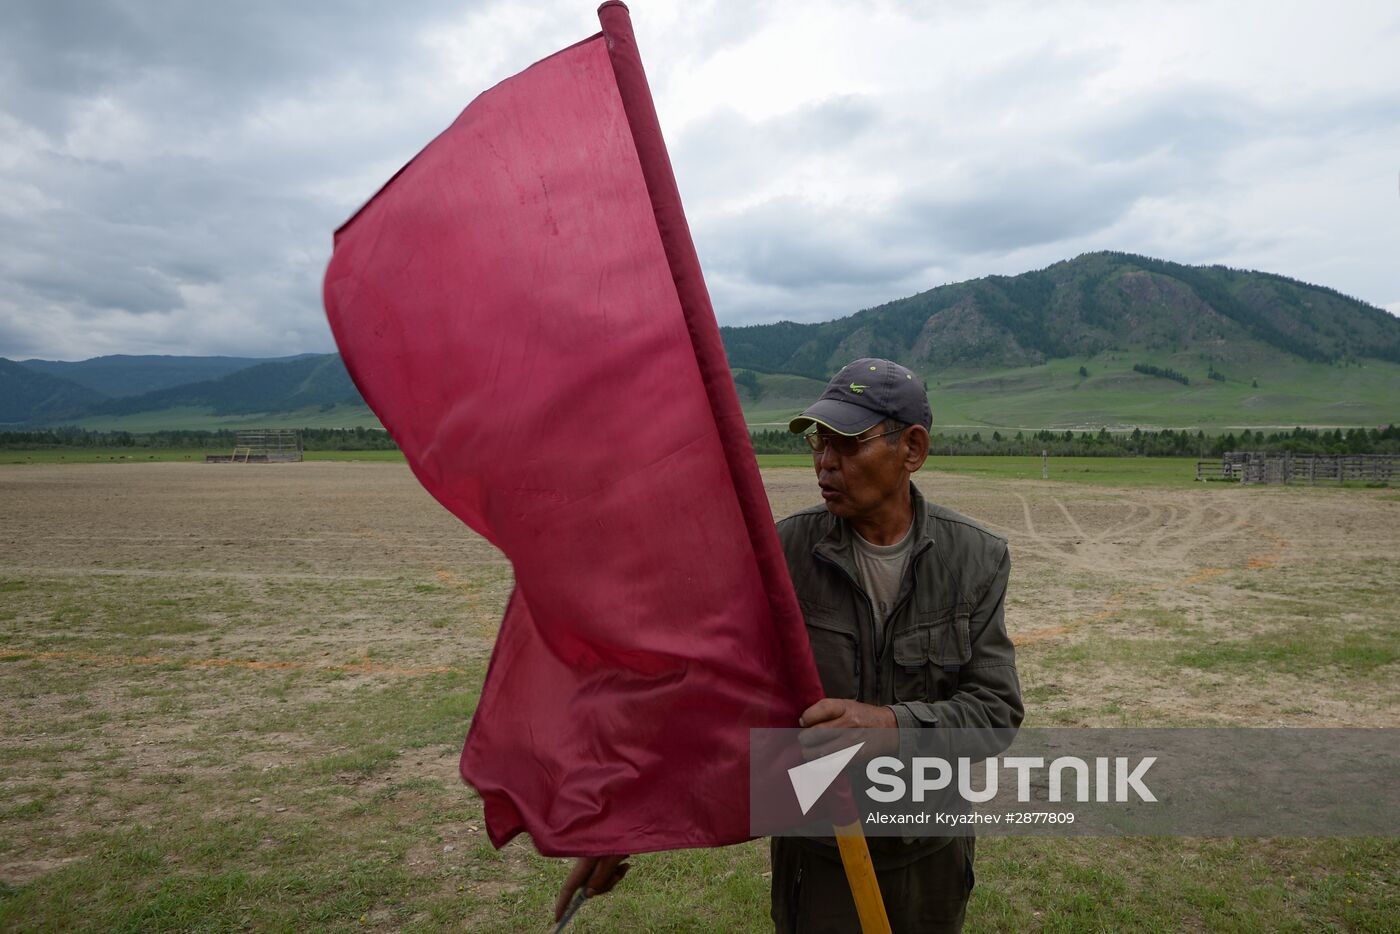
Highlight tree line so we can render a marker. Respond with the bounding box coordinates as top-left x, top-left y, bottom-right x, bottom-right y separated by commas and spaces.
750, 424, 1400, 457
5, 424, 1397, 458
0, 427, 399, 451
1132, 363, 1190, 385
